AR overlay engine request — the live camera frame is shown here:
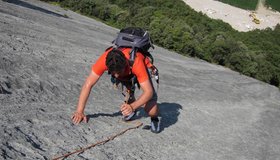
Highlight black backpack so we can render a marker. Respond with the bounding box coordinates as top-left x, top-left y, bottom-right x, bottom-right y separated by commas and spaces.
112, 27, 155, 65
